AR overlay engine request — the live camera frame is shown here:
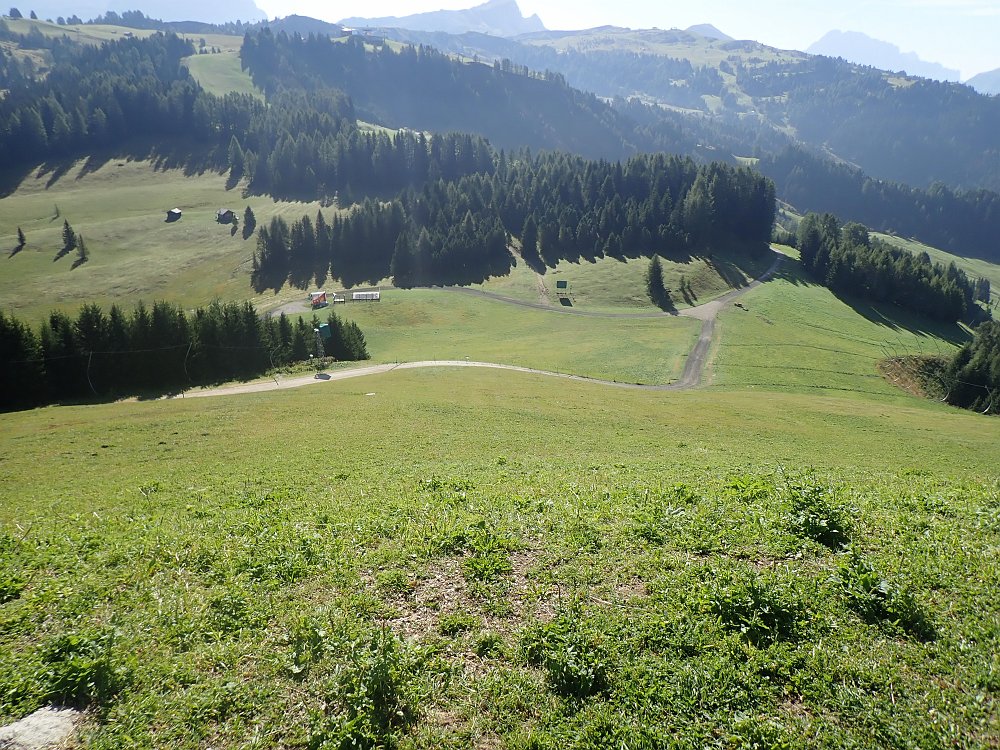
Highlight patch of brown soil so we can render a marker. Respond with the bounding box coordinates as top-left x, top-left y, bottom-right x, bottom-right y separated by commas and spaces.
878, 355, 948, 399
